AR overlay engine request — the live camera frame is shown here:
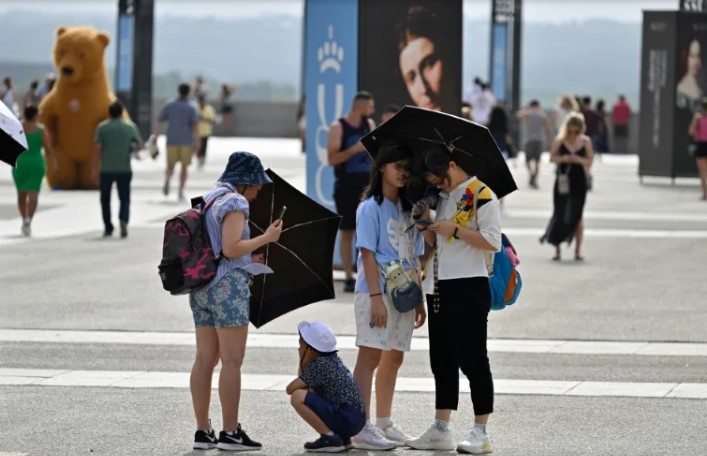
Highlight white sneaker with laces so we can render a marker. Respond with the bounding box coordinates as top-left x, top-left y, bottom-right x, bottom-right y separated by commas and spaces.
406, 423, 455, 451
457, 427, 493, 454
379, 423, 413, 447
351, 423, 396, 451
